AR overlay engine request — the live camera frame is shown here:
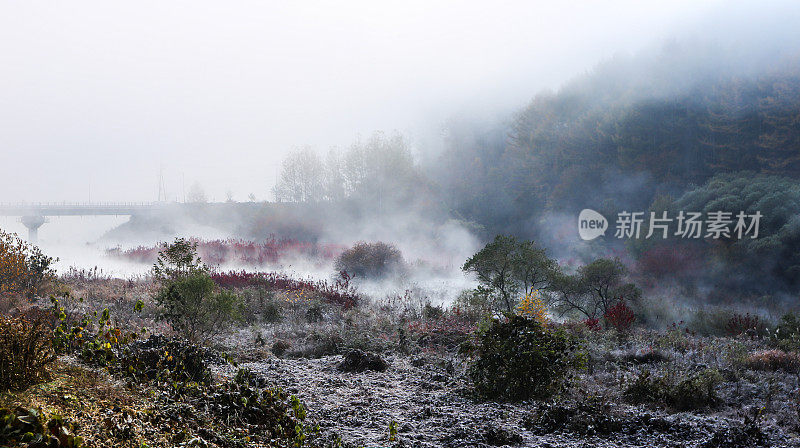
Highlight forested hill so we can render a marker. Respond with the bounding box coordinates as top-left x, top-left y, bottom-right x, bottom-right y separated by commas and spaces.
435, 43, 800, 239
